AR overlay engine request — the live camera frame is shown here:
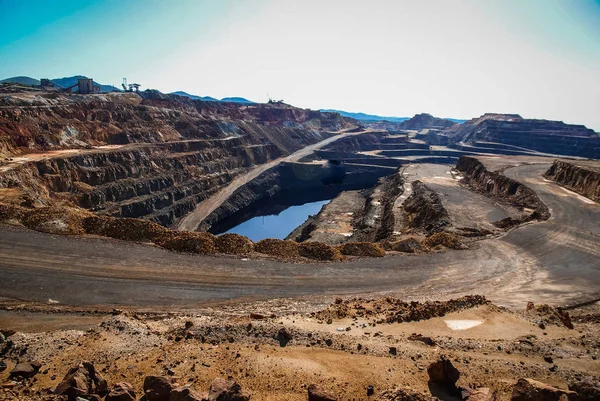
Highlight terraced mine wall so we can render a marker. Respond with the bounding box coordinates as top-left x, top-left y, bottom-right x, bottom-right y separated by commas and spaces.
0, 92, 351, 156
449, 117, 600, 158
200, 162, 394, 233
456, 156, 550, 221
544, 160, 600, 202
0, 92, 358, 226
